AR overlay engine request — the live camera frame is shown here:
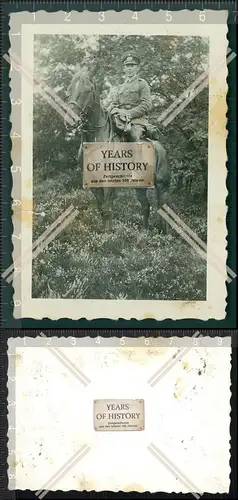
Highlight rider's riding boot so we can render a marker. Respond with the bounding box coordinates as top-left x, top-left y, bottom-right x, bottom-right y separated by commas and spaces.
127, 124, 145, 142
